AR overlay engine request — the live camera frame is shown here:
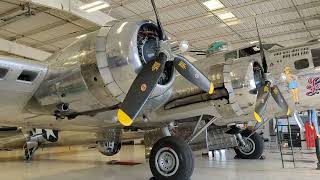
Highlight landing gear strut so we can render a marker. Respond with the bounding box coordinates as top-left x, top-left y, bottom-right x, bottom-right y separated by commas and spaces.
23, 134, 45, 160
22, 129, 58, 160
149, 136, 194, 180
24, 144, 38, 161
